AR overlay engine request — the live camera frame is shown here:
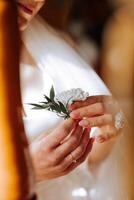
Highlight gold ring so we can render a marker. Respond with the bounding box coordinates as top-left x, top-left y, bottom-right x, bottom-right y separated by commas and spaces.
70, 153, 77, 163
